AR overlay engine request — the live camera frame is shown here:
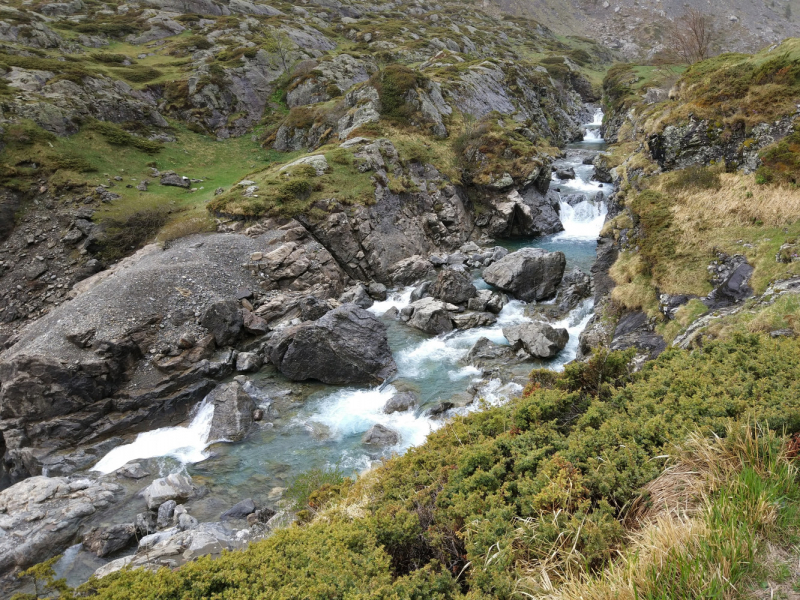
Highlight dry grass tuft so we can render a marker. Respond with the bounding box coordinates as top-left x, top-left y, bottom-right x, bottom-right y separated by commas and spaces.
664, 172, 800, 230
